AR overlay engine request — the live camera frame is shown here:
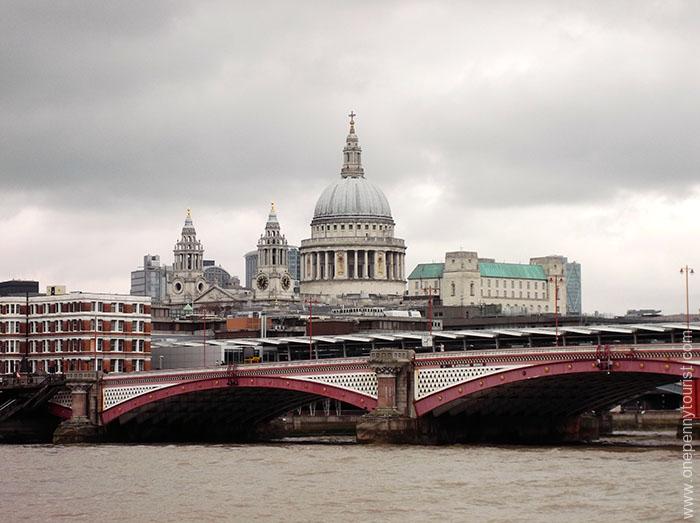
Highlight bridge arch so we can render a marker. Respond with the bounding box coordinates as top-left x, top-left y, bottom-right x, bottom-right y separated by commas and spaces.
102, 374, 377, 430
414, 358, 692, 418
